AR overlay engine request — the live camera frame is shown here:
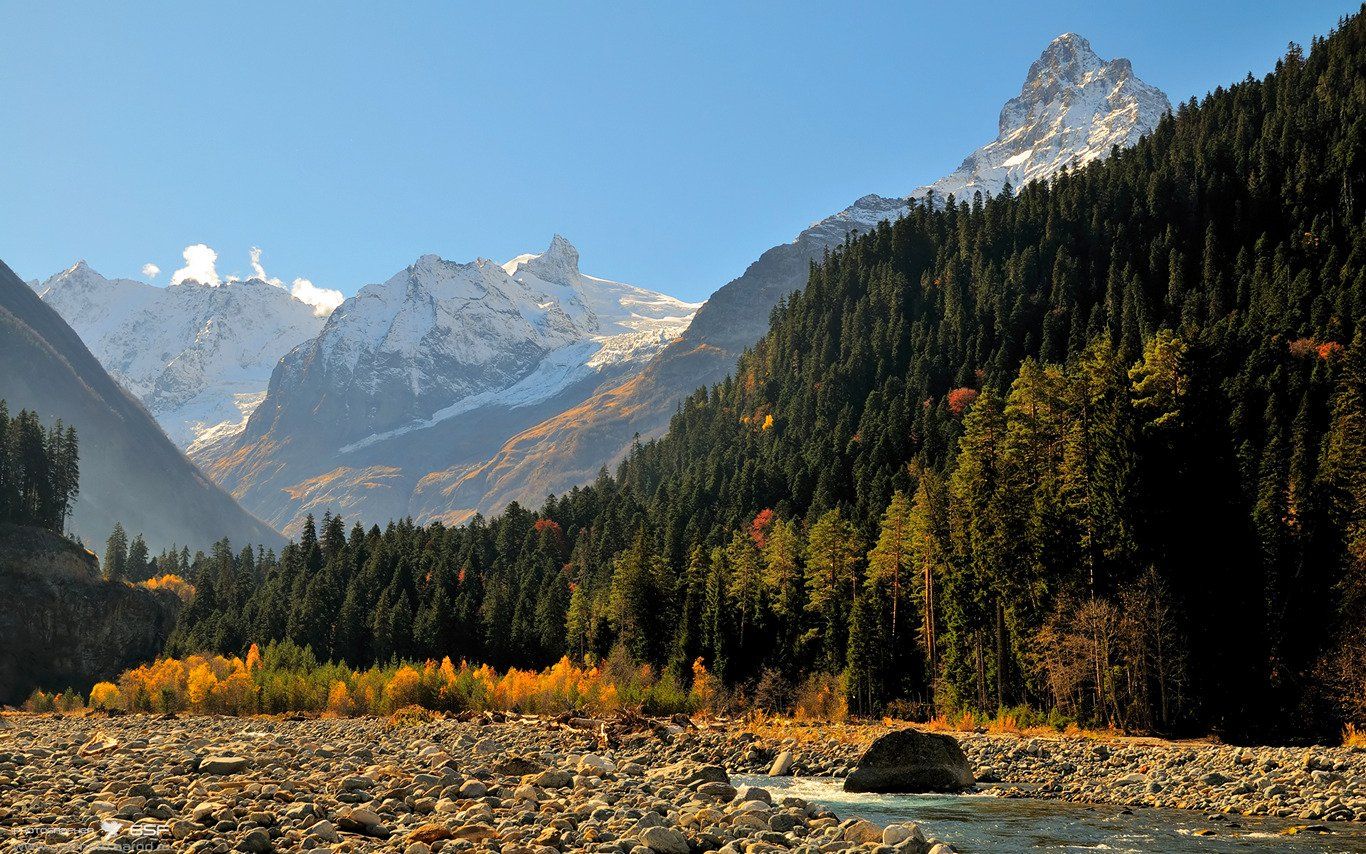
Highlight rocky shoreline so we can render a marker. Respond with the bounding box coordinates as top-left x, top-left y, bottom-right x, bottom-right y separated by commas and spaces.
707, 722, 1366, 825
0, 712, 1363, 854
